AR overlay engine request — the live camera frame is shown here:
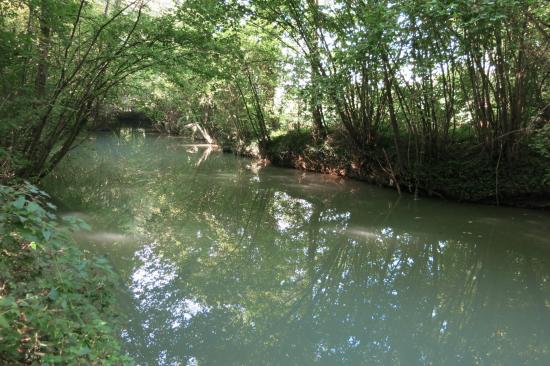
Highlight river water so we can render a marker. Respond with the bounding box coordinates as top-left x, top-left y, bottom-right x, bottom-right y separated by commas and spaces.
42, 131, 550, 365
